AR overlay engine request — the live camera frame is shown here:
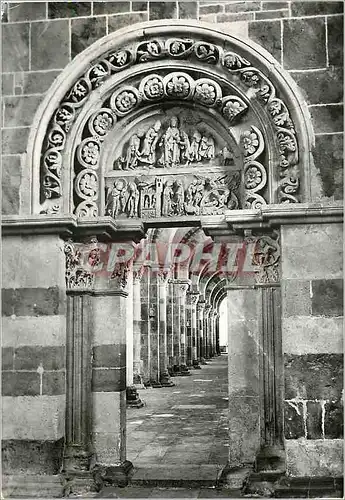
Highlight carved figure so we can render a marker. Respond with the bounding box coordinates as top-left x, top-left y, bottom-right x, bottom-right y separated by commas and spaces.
140, 120, 161, 166
188, 130, 202, 163
180, 130, 191, 165
199, 135, 215, 160
174, 180, 185, 214
125, 134, 141, 169
194, 179, 205, 205
126, 181, 139, 217
162, 180, 174, 217
159, 116, 182, 168
106, 179, 126, 218
207, 137, 215, 159
218, 146, 234, 166
185, 179, 203, 215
